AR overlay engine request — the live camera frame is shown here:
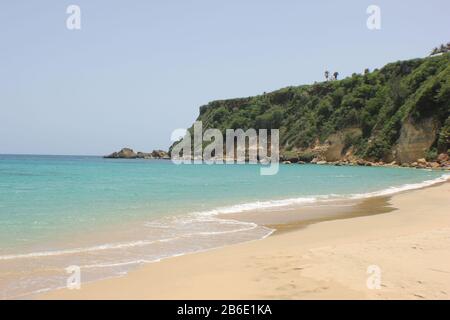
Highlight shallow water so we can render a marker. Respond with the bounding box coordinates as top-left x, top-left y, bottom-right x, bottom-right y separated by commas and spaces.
0, 154, 447, 298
